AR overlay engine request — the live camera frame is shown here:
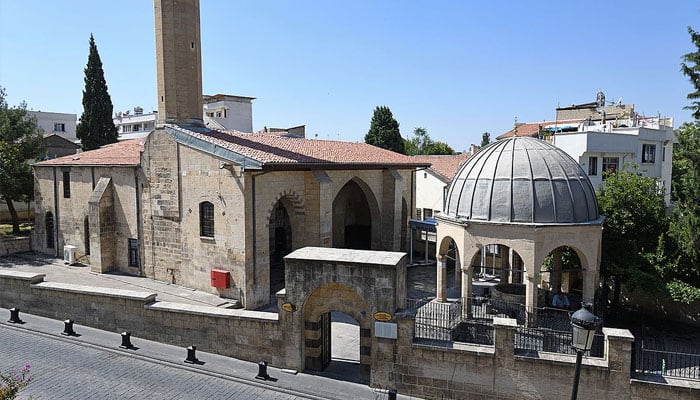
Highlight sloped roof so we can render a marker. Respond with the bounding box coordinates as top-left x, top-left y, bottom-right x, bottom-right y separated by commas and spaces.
168, 125, 428, 169
497, 119, 582, 139
411, 151, 473, 182
35, 139, 144, 167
